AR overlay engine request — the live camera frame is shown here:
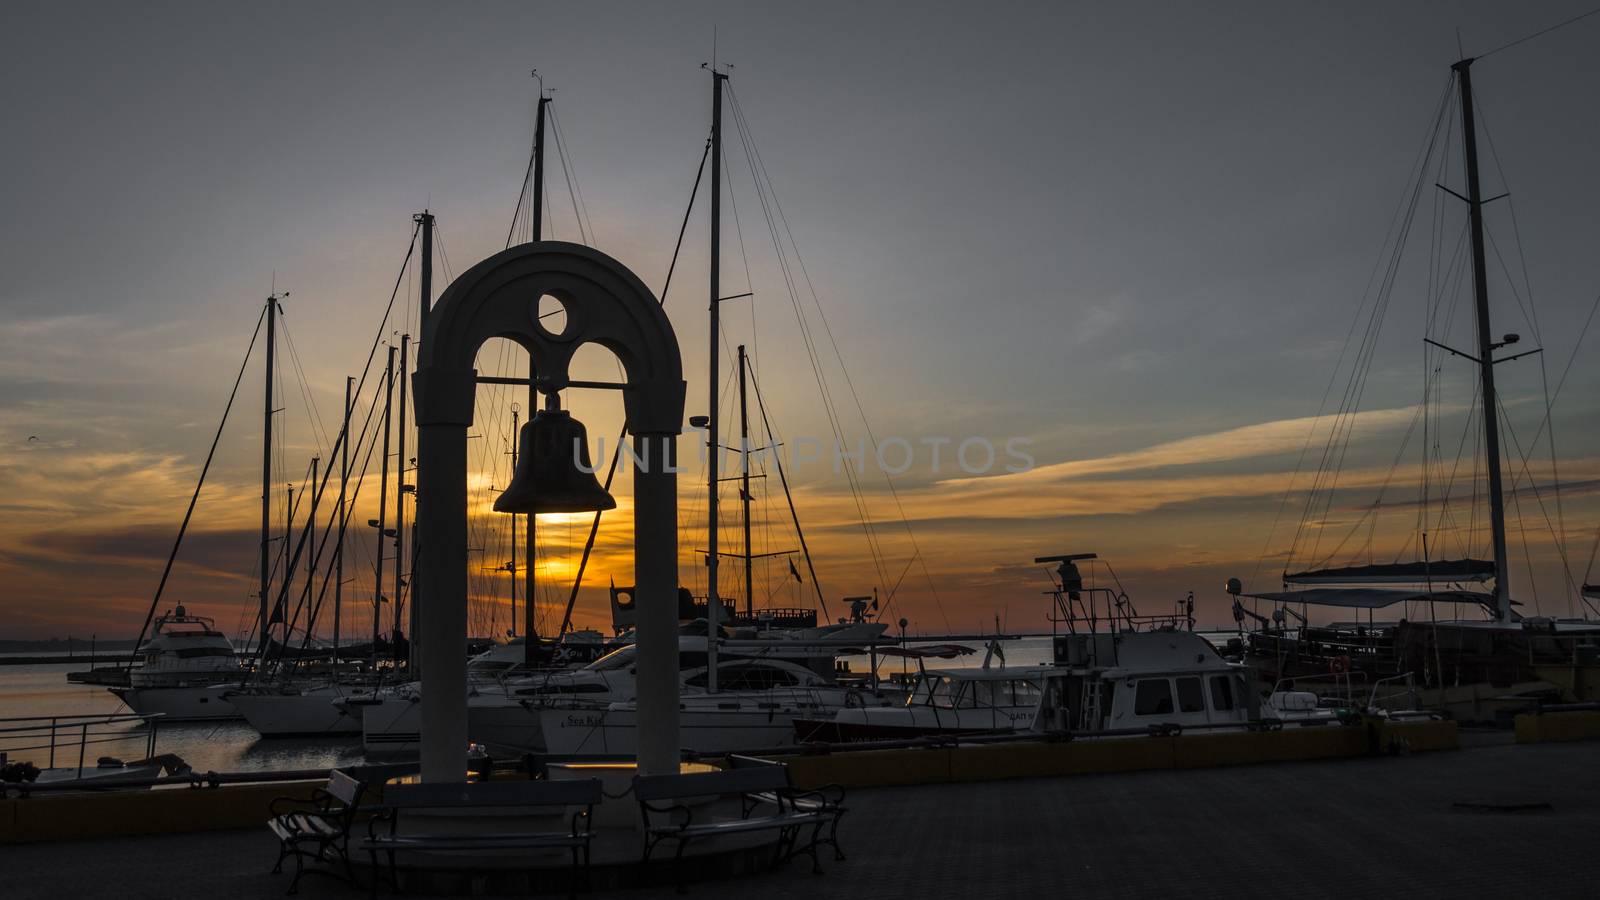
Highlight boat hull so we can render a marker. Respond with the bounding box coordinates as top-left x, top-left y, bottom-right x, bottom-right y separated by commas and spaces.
109, 685, 240, 721
537, 705, 803, 757
229, 690, 362, 736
